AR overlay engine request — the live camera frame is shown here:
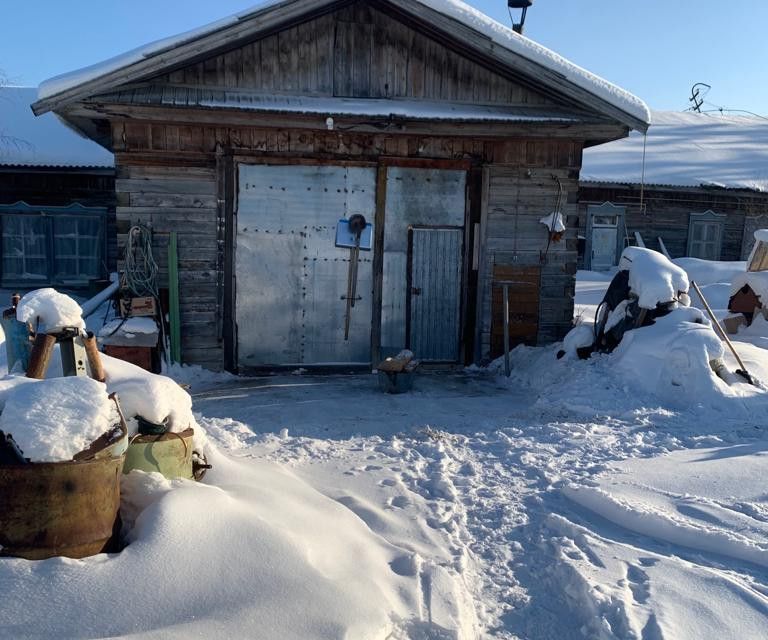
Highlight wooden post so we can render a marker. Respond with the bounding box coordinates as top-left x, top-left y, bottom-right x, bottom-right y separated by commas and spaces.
168, 232, 182, 364
503, 283, 510, 377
